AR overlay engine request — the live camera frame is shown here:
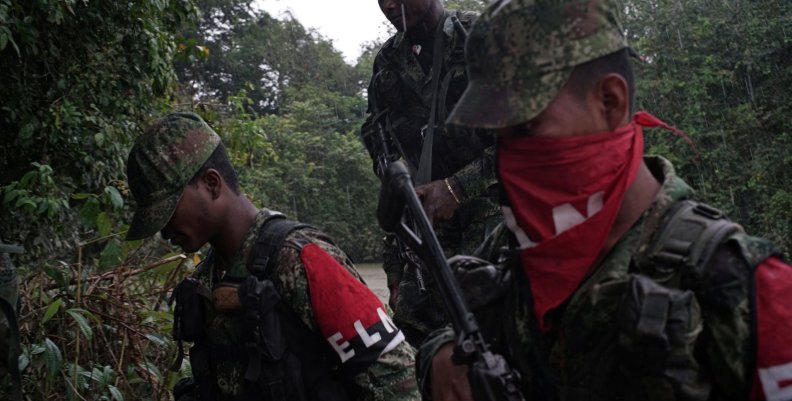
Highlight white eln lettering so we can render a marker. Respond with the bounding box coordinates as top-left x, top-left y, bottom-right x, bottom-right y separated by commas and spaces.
759, 361, 792, 401
327, 332, 355, 362
552, 203, 586, 235
377, 307, 397, 334
354, 319, 382, 347
552, 191, 605, 235
502, 206, 538, 250
587, 191, 604, 216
